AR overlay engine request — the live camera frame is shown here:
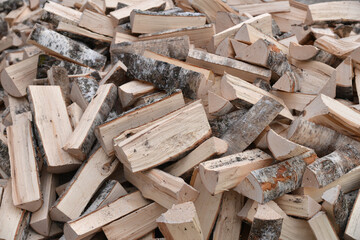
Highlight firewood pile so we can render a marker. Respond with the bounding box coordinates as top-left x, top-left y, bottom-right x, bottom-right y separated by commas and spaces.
2, 0, 360, 239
